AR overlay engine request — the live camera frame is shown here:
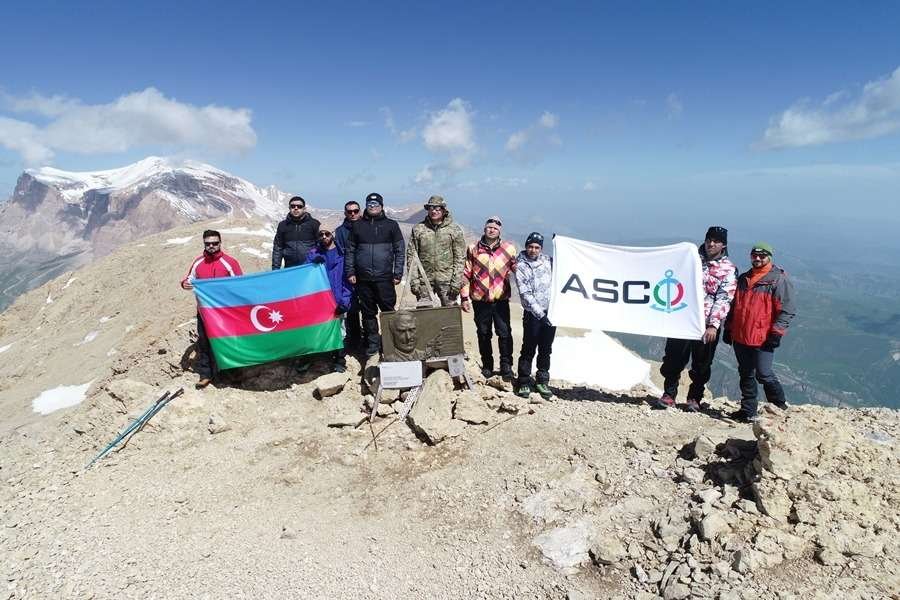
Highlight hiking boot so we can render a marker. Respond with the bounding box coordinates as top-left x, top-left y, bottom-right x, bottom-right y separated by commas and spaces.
481, 367, 493, 379
770, 401, 788, 410
516, 384, 532, 398
653, 394, 675, 409
535, 383, 553, 400
685, 398, 701, 413
727, 409, 759, 424
196, 377, 212, 389
499, 366, 514, 381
